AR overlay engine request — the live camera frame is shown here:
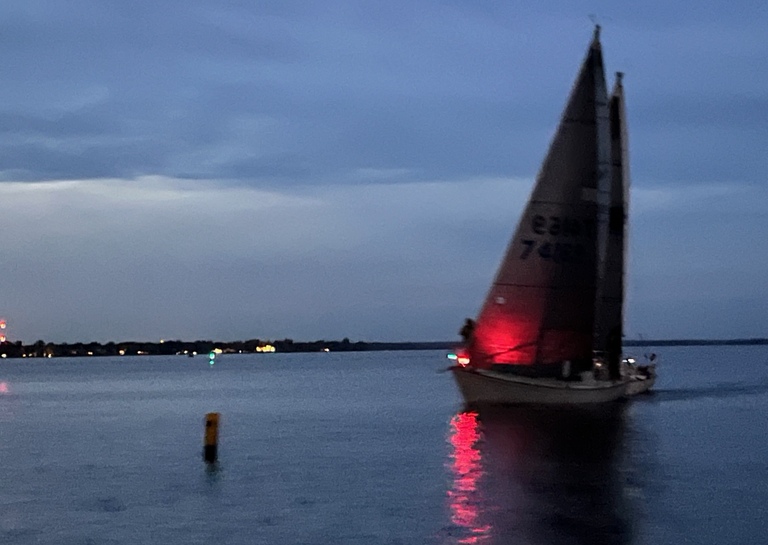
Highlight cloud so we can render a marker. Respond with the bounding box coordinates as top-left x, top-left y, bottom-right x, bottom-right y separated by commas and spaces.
0, 175, 528, 341
626, 181, 768, 337
0, 1, 766, 341
1, 1, 765, 187
1, 172, 765, 342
